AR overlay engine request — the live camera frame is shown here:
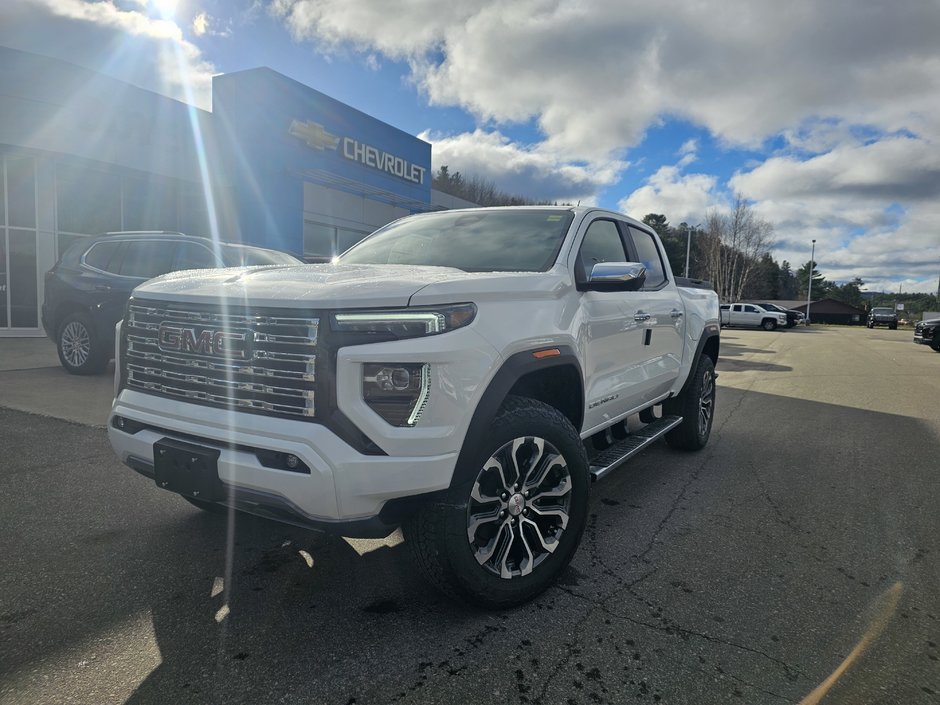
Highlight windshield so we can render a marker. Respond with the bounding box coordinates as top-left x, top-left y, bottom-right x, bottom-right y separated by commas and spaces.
758, 303, 782, 312
222, 245, 300, 266
872, 308, 895, 315
338, 209, 575, 272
